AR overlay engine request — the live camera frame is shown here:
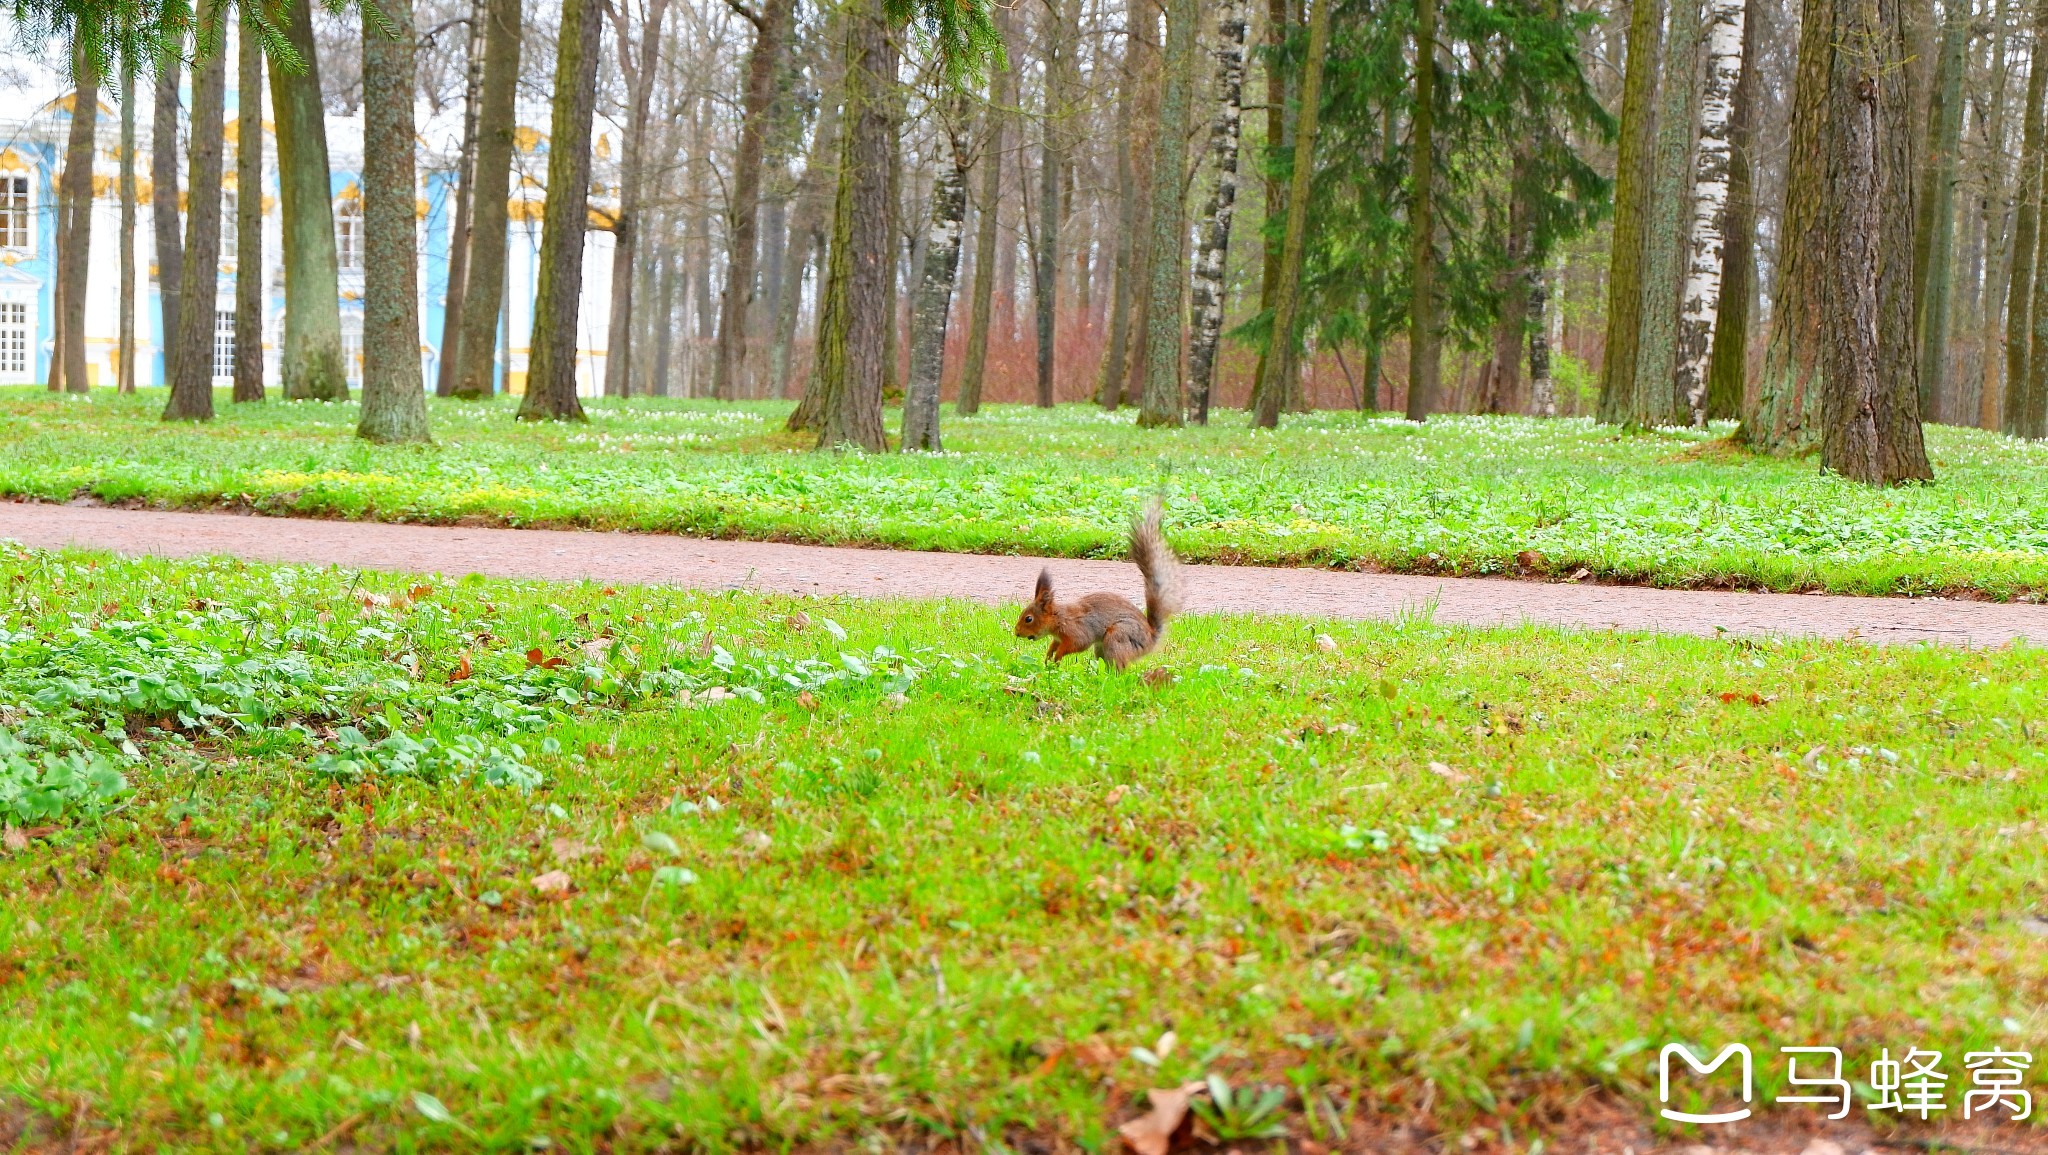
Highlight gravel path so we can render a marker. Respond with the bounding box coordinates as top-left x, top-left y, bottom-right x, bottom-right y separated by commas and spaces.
6, 502, 2045, 646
